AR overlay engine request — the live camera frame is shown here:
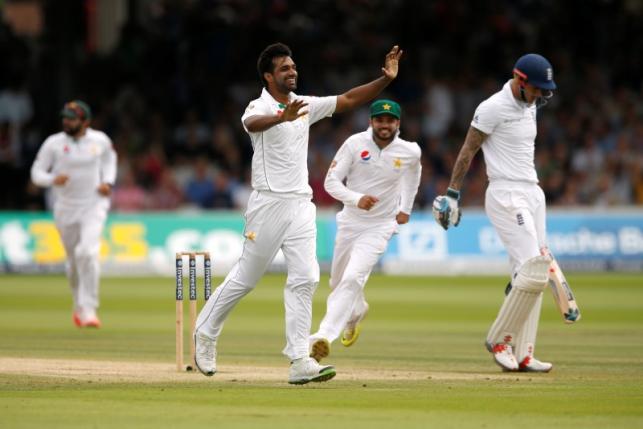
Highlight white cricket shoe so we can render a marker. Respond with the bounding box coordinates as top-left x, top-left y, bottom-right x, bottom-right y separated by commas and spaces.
194, 331, 217, 376
341, 303, 369, 347
310, 338, 330, 363
491, 343, 518, 371
74, 308, 101, 328
519, 356, 553, 373
288, 357, 336, 385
